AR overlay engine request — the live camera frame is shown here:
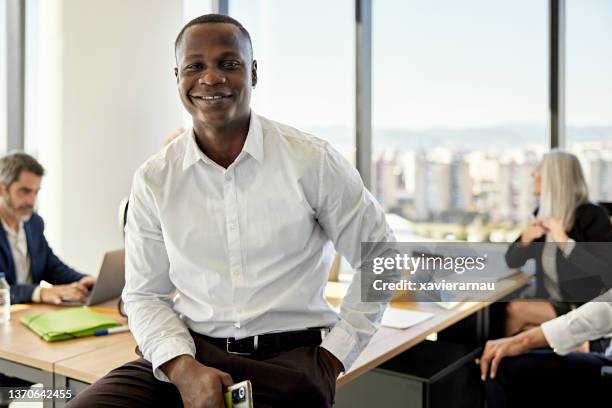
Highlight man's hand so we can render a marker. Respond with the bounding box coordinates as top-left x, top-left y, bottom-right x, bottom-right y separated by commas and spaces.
40, 283, 89, 304
76, 275, 96, 292
162, 355, 233, 408
479, 327, 548, 381
520, 220, 546, 245
319, 347, 344, 379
